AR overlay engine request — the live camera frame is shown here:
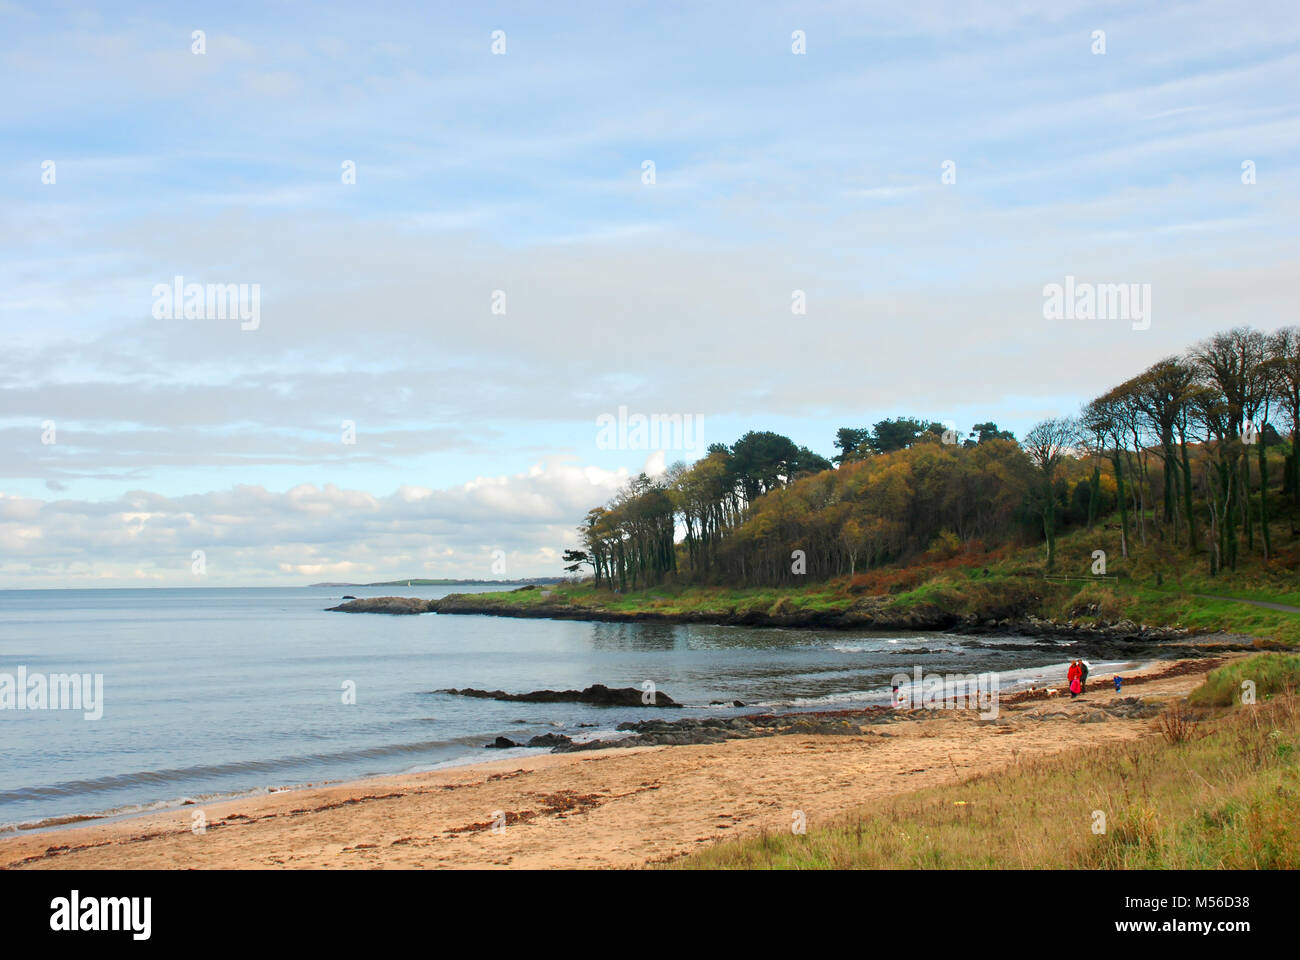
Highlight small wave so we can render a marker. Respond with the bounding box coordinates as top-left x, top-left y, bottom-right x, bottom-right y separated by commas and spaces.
750, 688, 891, 710
832, 642, 941, 654
0, 738, 466, 805
0, 784, 299, 835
